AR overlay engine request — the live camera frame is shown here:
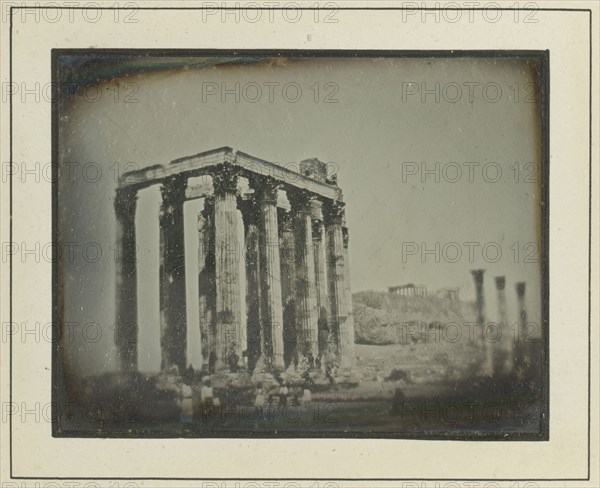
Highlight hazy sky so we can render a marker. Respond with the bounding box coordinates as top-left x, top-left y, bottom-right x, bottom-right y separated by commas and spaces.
58, 55, 543, 374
